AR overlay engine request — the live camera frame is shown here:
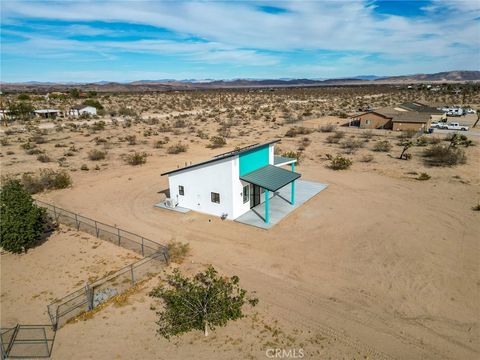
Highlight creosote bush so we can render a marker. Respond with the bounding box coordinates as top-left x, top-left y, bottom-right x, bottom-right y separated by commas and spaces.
284, 126, 312, 138
318, 124, 336, 133
416, 172, 431, 181
372, 140, 392, 152
340, 137, 364, 153
88, 149, 106, 161
325, 131, 345, 144
0, 179, 48, 253
326, 154, 352, 170
20, 169, 72, 194
423, 145, 466, 166
167, 241, 191, 264
167, 143, 188, 154
207, 136, 227, 149
125, 152, 148, 165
